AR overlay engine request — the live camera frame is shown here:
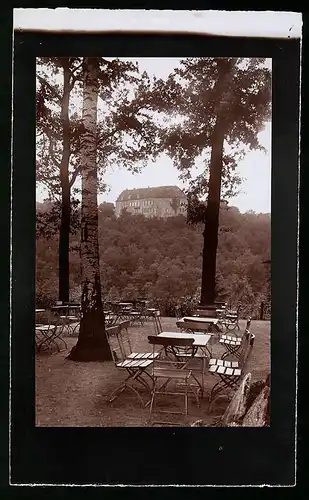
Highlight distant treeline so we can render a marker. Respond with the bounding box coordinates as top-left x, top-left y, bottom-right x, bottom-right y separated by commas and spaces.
36, 201, 271, 318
